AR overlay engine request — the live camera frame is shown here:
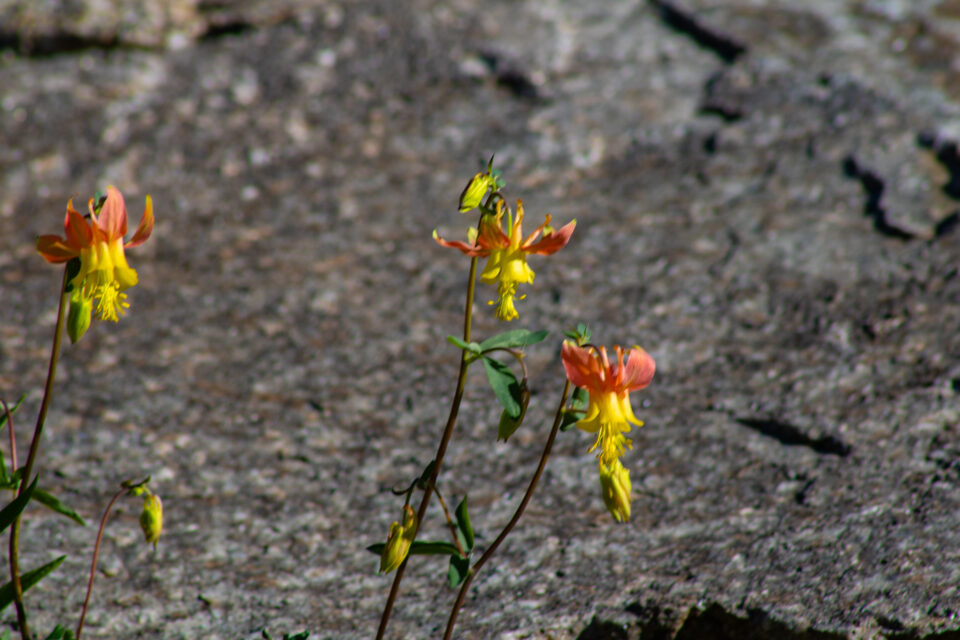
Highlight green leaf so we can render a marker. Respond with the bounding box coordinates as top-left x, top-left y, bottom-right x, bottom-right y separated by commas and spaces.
482, 356, 522, 419
447, 554, 471, 588
283, 633, 309, 640
479, 329, 548, 352
416, 459, 436, 490
366, 540, 462, 557
0, 555, 66, 612
454, 497, 474, 553
446, 336, 482, 355
560, 387, 589, 432
34, 488, 85, 526
0, 476, 38, 533
43, 626, 74, 640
